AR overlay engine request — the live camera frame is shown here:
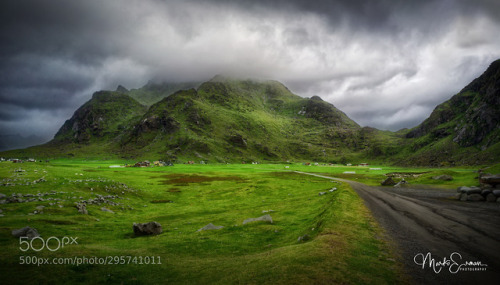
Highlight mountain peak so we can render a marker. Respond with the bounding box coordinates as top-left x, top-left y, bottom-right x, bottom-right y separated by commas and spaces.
209, 74, 228, 82
116, 85, 129, 93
